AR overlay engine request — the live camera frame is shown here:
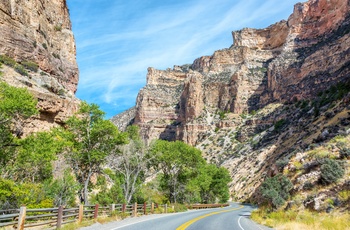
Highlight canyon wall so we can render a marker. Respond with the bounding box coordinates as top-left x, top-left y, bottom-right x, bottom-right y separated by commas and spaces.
114, 0, 350, 146
0, 0, 79, 134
